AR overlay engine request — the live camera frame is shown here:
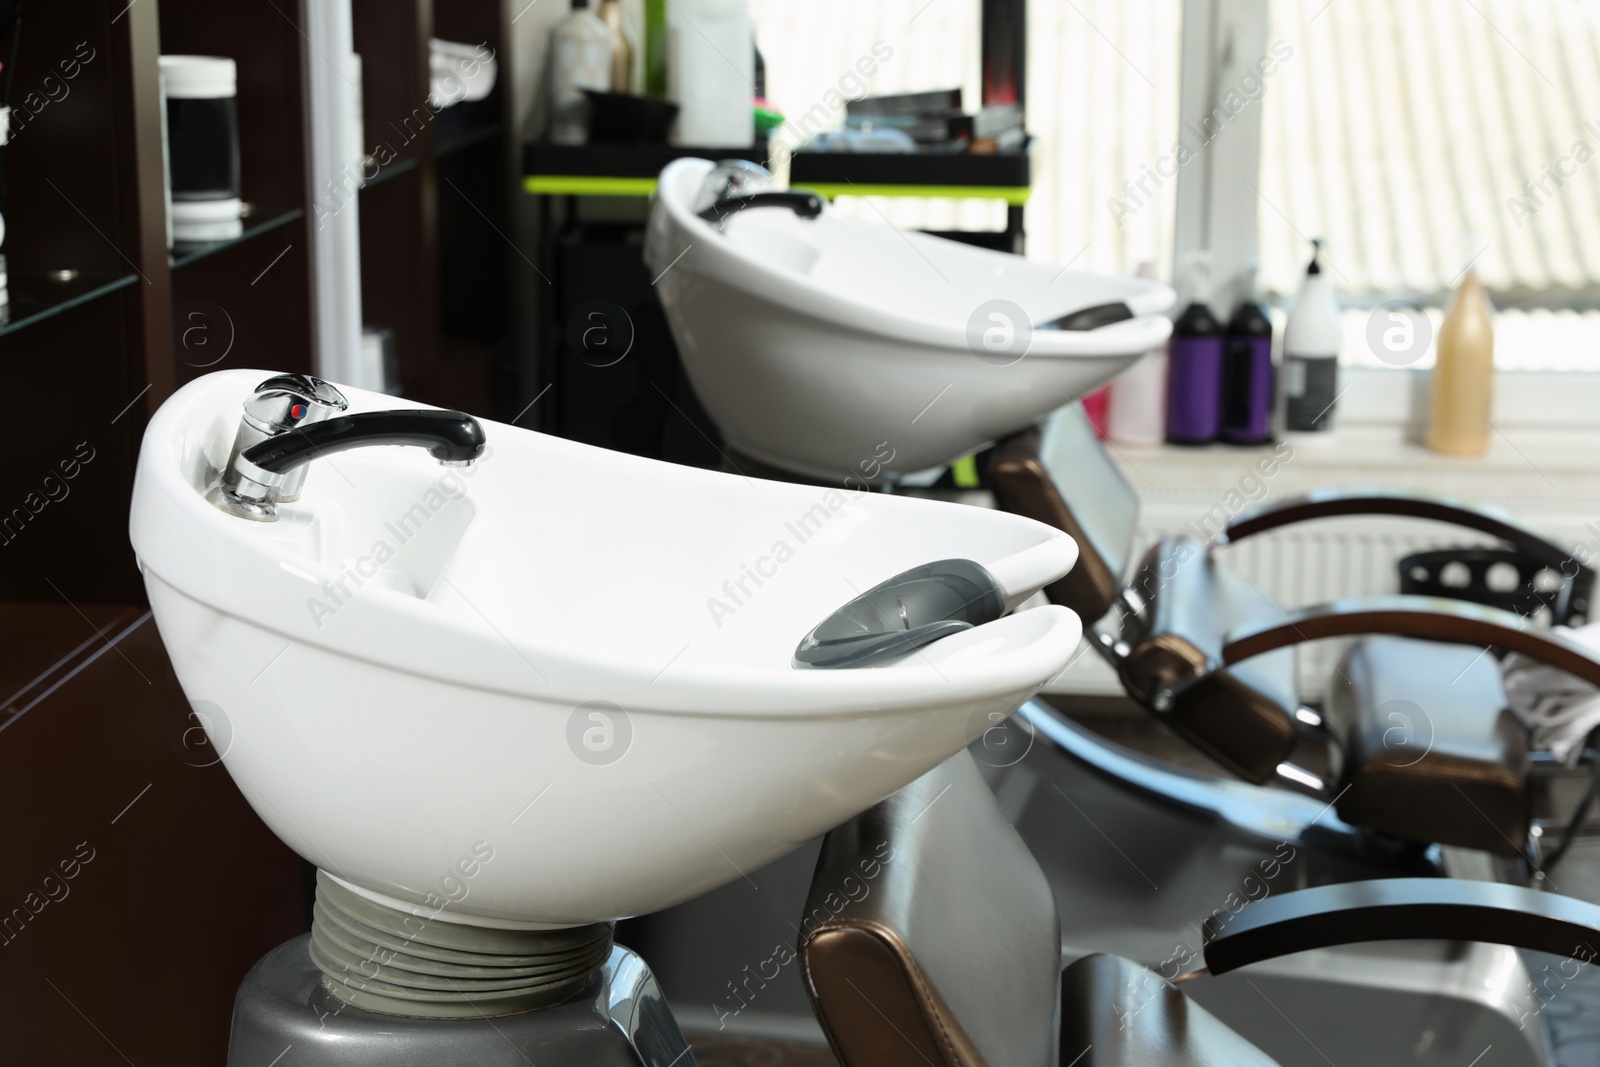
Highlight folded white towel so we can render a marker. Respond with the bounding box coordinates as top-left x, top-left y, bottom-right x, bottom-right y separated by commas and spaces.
1502, 621, 1600, 764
